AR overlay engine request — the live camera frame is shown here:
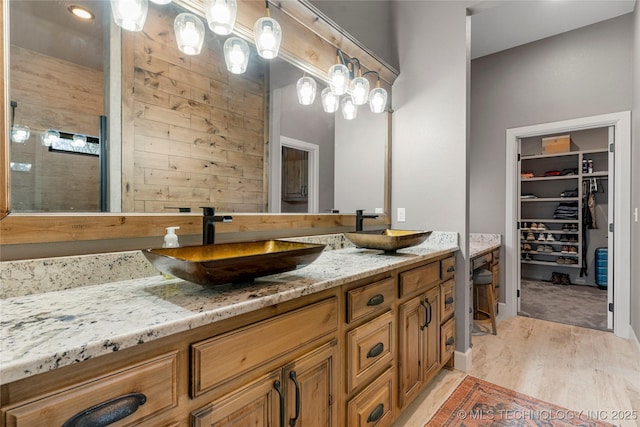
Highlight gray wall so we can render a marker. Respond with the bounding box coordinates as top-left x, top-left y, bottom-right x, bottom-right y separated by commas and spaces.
391, 1, 470, 353
632, 5, 640, 341
309, 0, 396, 70
470, 14, 633, 237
